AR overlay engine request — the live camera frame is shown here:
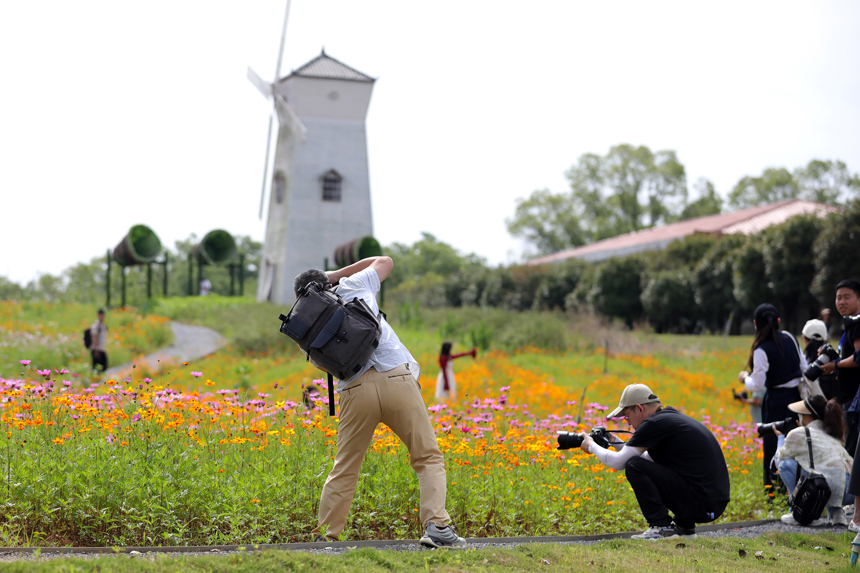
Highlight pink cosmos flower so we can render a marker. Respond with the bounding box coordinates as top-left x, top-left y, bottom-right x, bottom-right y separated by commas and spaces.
19, 360, 30, 366
36, 369, 51, 377
190, 371, 203, 377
